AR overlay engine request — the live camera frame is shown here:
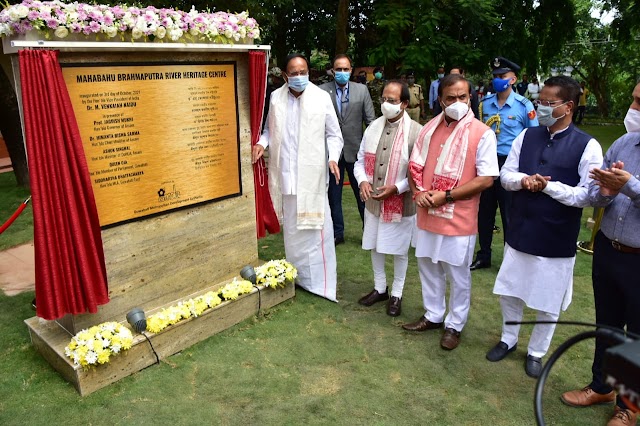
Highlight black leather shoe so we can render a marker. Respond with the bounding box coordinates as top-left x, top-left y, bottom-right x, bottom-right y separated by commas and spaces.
525, 355, 543, 378
470, 259, 490, 271
387, 296, 401, 317
486, 341, 517, 362
358, 289, 389, 306
334, 235, 345, 245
